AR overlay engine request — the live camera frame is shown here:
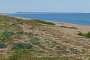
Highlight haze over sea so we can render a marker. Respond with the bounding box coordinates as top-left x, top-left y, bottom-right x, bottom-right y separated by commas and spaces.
9, 13, 90, 25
